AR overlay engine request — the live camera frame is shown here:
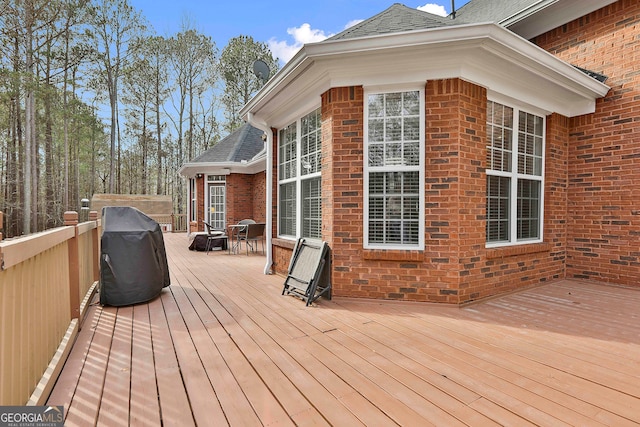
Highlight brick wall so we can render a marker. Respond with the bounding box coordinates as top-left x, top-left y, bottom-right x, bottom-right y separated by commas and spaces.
534, 0, 640, 286
271, 81, 573, 303
192, 172, 264, 233
321, 86, 367, 299
251, 171, 267, 223
195, 175, 205, 231
226, 173, 256, 226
